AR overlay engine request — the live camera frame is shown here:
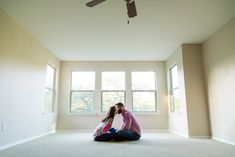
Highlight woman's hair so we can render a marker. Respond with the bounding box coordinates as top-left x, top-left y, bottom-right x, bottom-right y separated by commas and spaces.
102, 106, 116, 122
